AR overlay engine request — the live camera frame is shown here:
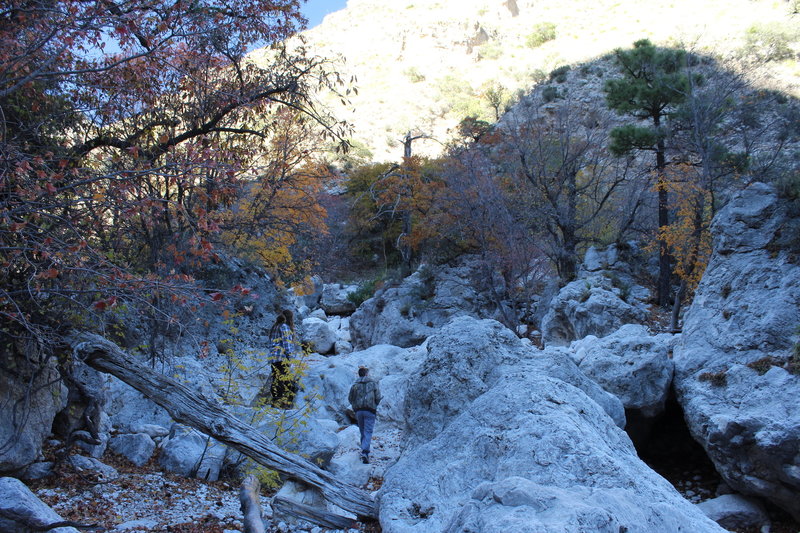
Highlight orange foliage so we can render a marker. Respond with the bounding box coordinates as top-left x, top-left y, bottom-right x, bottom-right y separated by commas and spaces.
653, 164, 713, 293
218, 111, 330, 285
